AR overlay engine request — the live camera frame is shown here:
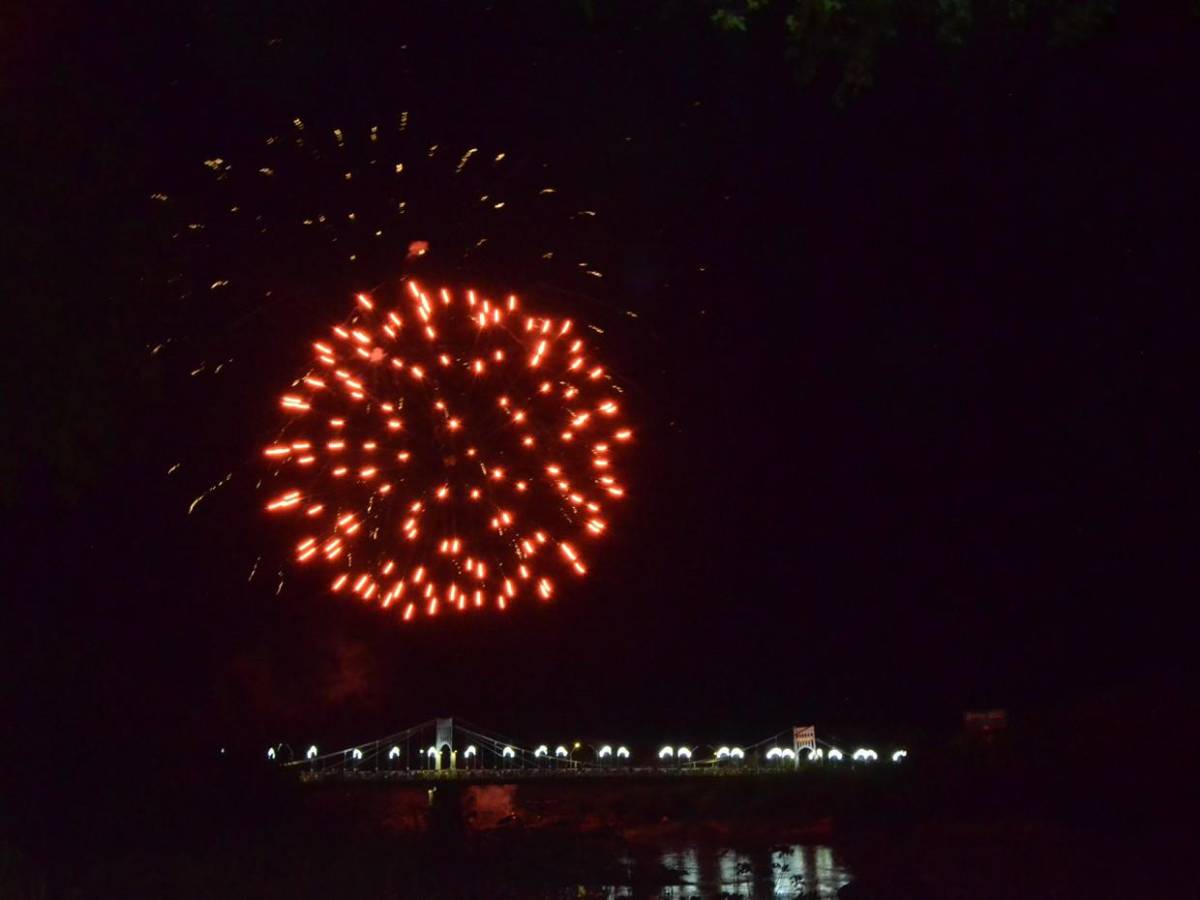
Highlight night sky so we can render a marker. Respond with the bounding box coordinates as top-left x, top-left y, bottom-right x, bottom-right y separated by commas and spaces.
4, 1, 1198, 787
